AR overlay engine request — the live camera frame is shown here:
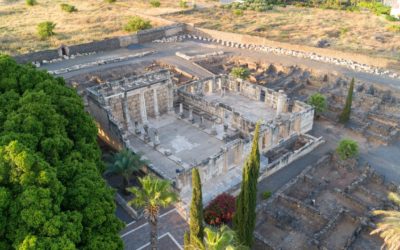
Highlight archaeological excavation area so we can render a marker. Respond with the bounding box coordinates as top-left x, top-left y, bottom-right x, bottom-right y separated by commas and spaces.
254, 154, 398, 249
28, 24, 400, 249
